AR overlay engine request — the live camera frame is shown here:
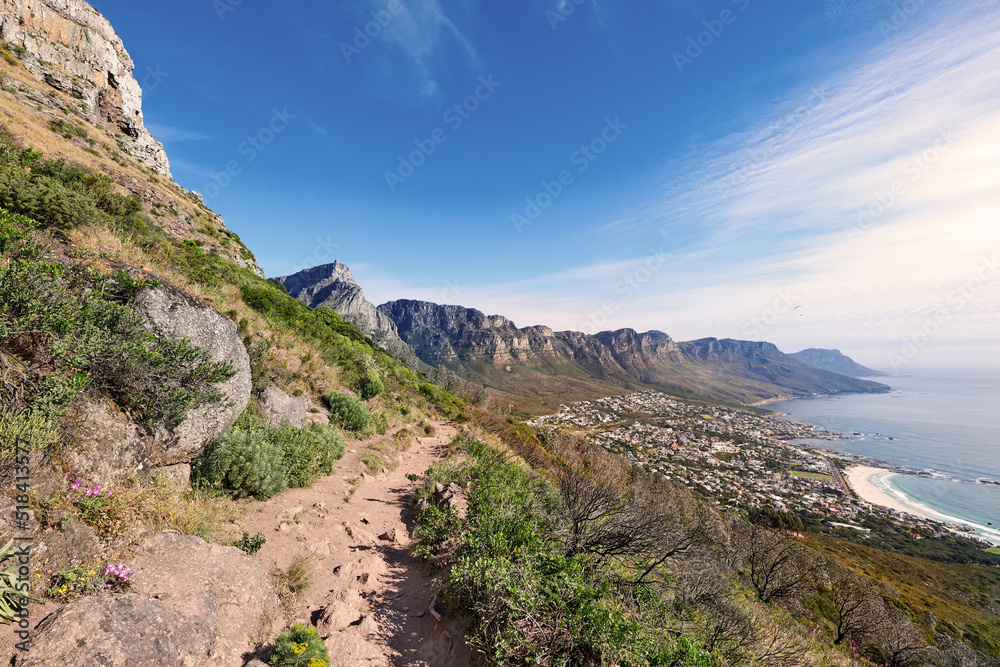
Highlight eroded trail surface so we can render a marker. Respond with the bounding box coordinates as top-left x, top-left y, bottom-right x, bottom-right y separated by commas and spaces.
243, 421, 471, 667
